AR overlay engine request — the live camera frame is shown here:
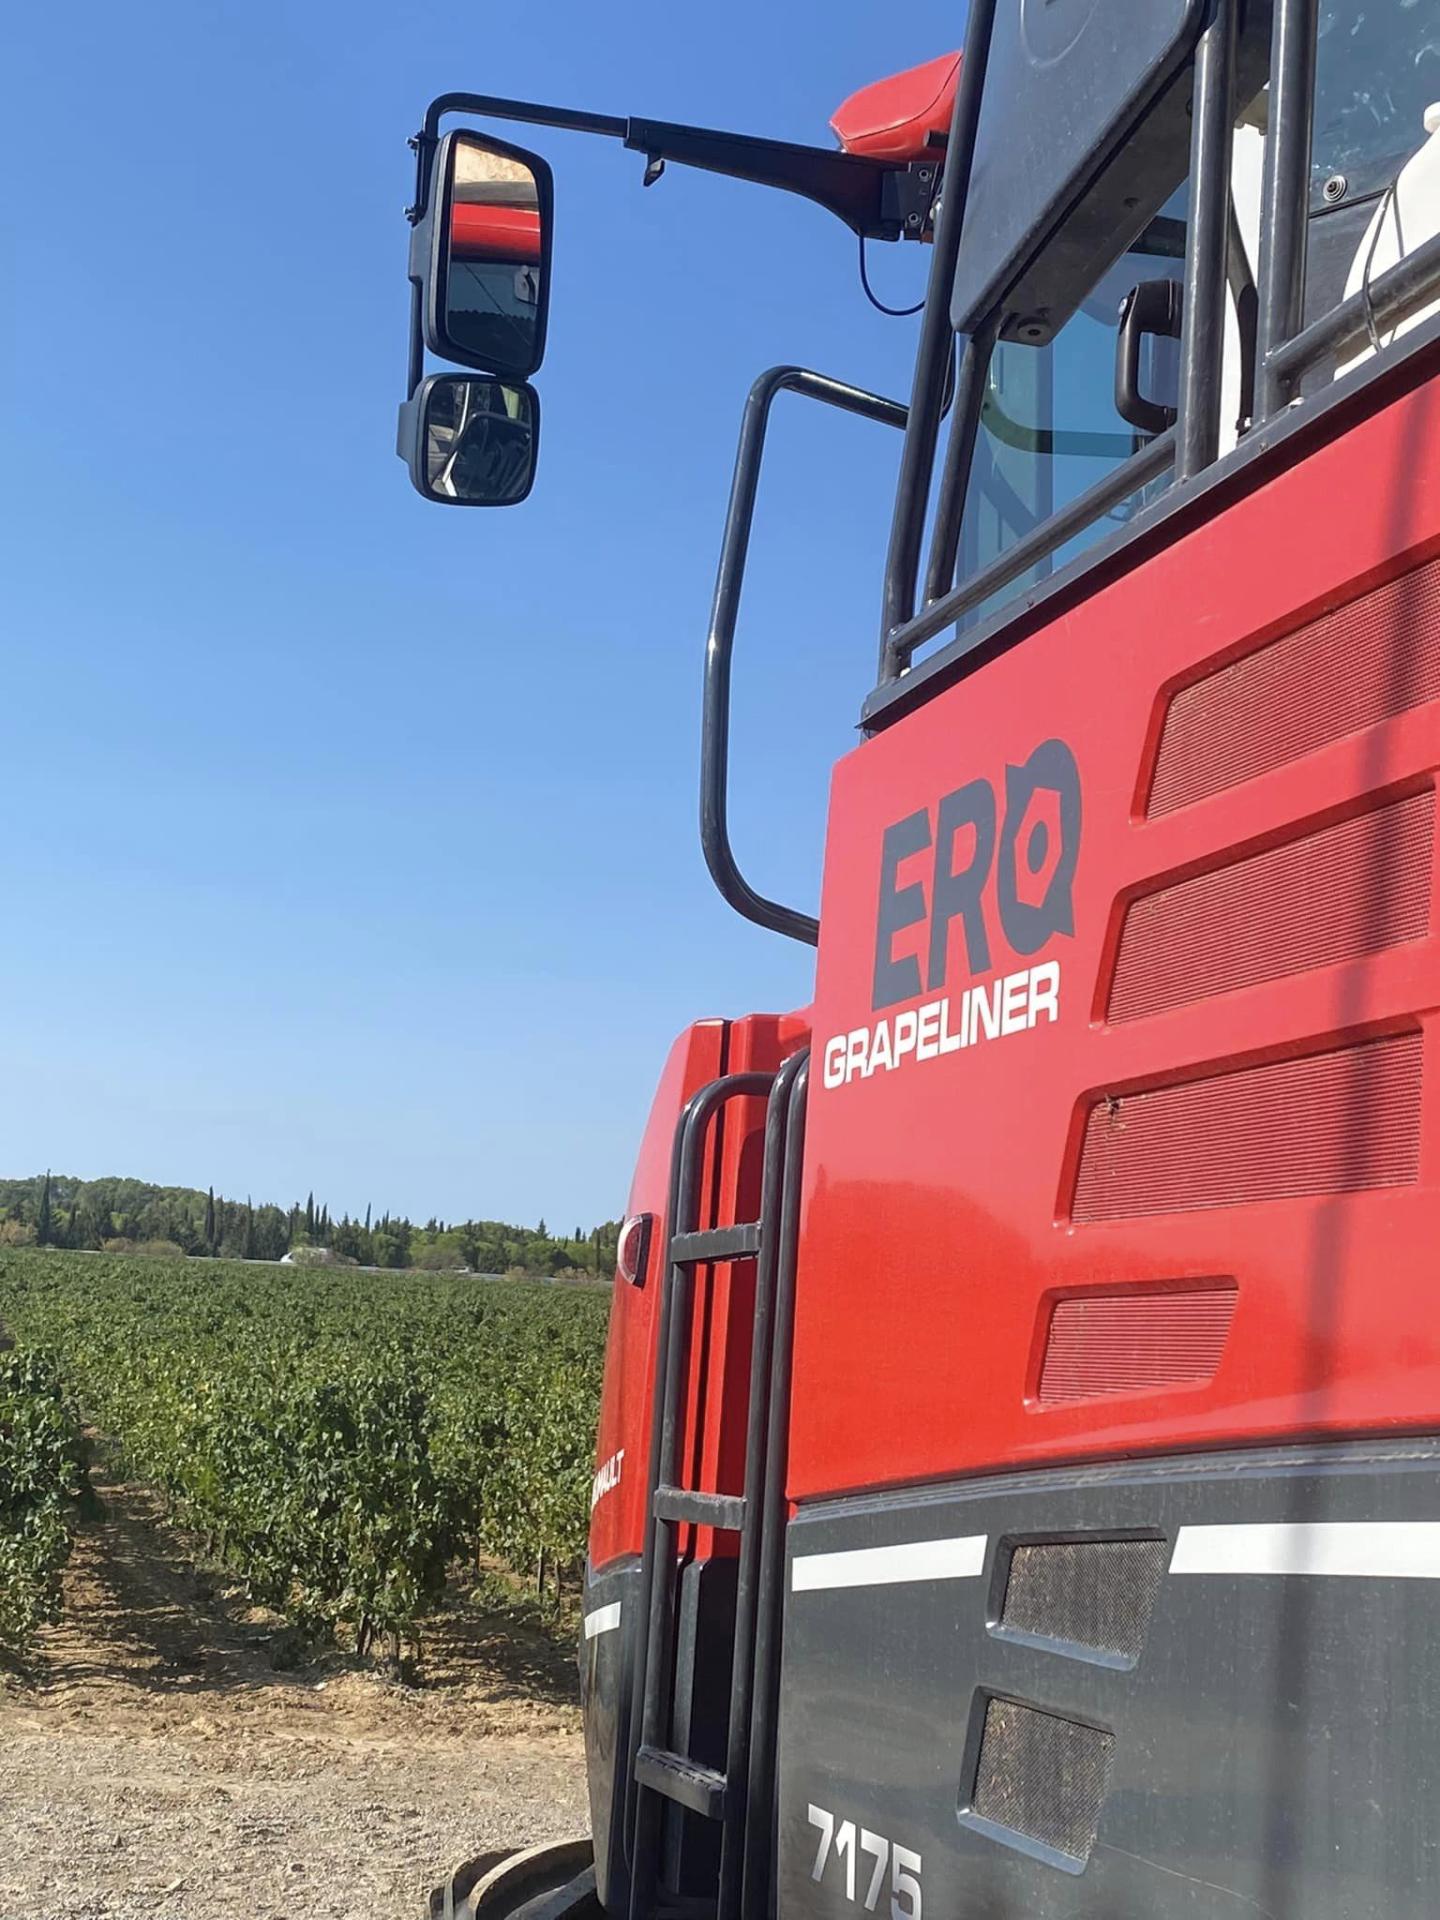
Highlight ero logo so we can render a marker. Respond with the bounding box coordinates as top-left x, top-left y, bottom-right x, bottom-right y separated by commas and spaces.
823, 739, 1082, 1091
